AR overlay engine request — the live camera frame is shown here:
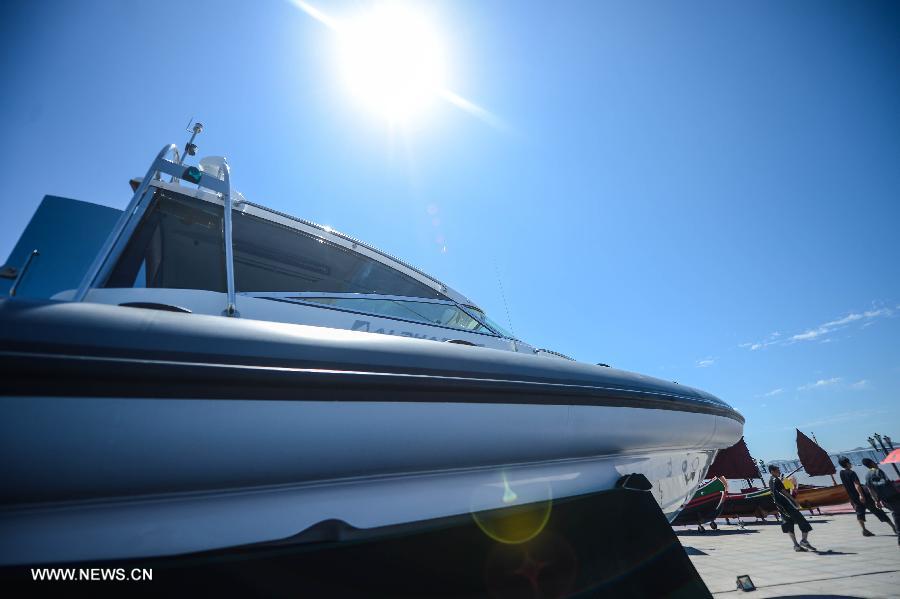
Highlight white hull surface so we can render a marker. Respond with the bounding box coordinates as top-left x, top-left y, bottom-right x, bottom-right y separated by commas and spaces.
0, 300, 742, 566
1, 398, 731, 565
